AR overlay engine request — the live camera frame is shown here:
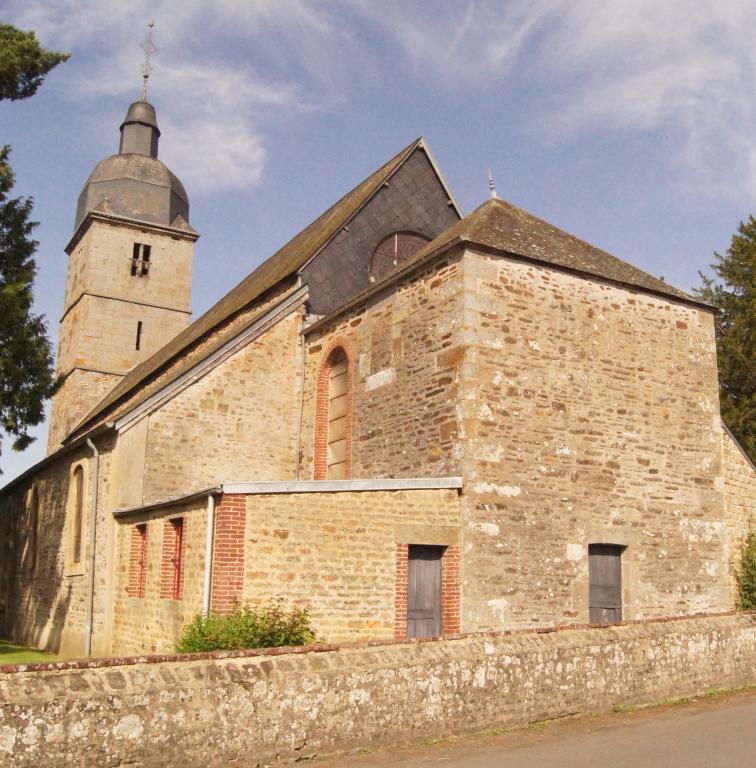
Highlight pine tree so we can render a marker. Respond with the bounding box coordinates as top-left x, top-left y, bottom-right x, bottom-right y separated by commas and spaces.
0, 25, 69, 100
0, 25, 67, 466
697, 218, 756, 462
0, 146, 56, 459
